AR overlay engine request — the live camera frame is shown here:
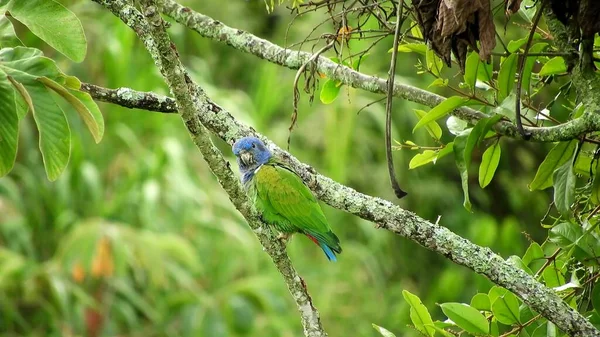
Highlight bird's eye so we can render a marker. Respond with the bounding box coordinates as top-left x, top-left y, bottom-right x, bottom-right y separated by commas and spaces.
252, 143, 256, 148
